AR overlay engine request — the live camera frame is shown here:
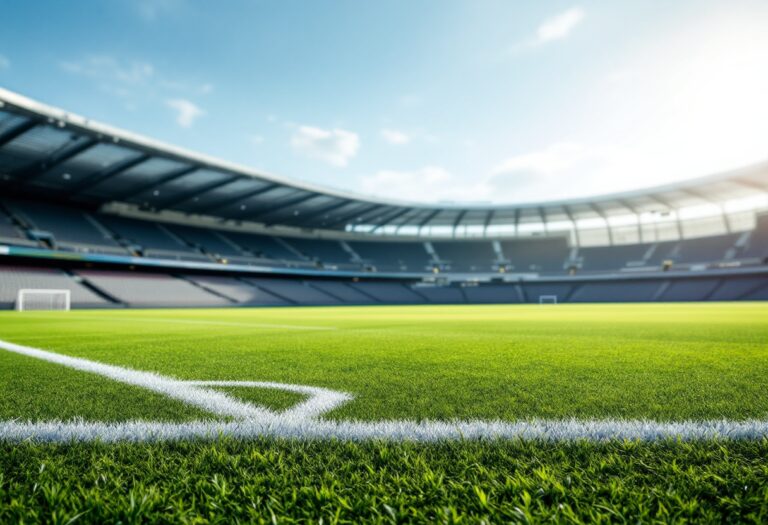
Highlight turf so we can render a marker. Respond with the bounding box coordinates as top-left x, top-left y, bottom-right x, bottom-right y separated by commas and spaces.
1, 303, 767, 422
1, 303, 767, 522
1, 439, 767, 523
